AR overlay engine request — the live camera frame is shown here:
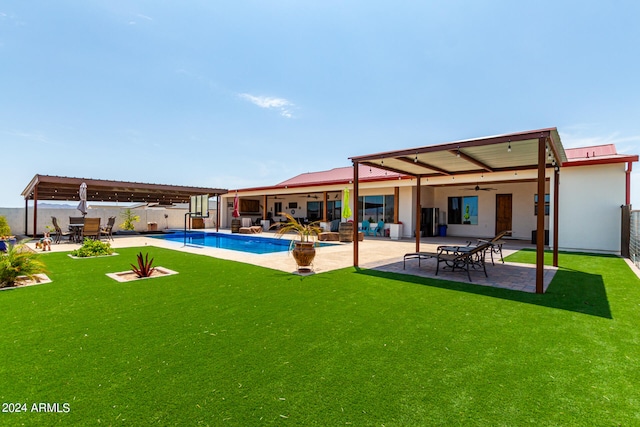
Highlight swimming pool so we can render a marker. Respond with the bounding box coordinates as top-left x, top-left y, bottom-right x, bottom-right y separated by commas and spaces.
151, 231, 332, 255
